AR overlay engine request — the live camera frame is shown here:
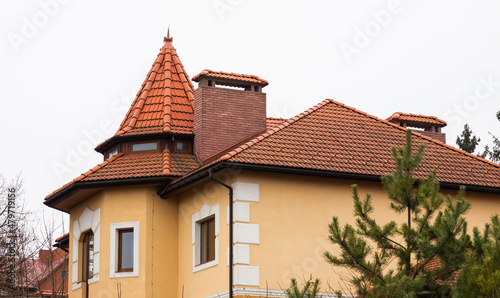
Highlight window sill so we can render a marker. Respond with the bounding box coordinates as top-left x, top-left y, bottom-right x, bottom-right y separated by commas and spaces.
110, 271, 139, 279
193, 259, 218, 273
